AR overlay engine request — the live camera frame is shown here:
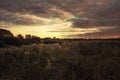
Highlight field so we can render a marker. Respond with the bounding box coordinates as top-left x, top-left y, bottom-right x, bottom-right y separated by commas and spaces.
0, 40, 120, 80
